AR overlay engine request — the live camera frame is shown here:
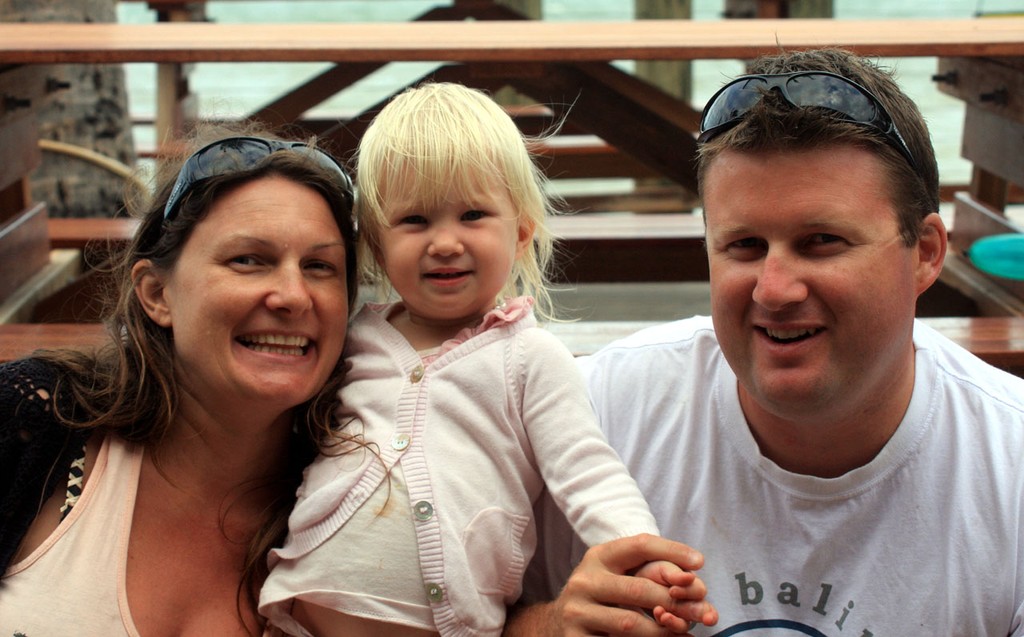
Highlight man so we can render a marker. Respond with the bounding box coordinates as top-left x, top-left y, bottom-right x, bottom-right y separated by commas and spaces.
507, 48, 1024, 636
